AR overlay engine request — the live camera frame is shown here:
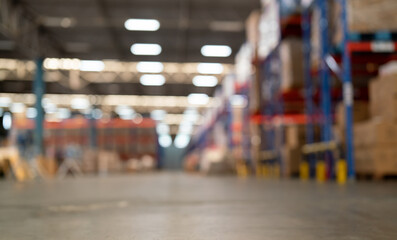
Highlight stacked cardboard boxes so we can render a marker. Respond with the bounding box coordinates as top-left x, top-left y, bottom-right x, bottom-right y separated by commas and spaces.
334, 101, 370, 145
282, 125, 307, 177
354, 73, 397, 177
280, 38, 305, 91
